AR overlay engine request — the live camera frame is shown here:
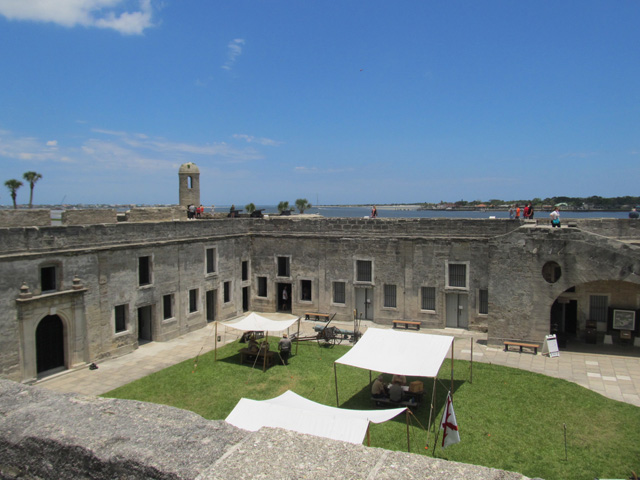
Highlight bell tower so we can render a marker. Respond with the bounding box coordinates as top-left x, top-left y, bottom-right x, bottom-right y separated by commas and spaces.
178, 162, 200, 207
